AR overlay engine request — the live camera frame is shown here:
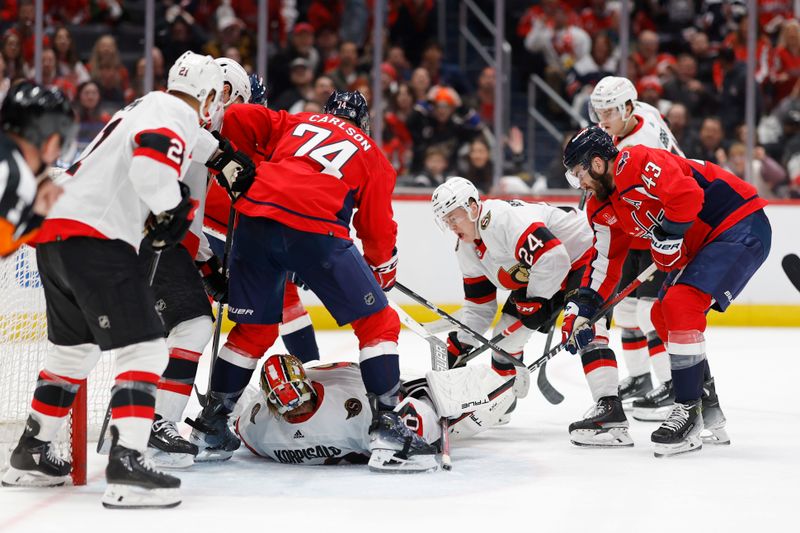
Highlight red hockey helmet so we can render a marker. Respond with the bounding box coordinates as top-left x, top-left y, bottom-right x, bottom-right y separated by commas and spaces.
260, 354, 315, 414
